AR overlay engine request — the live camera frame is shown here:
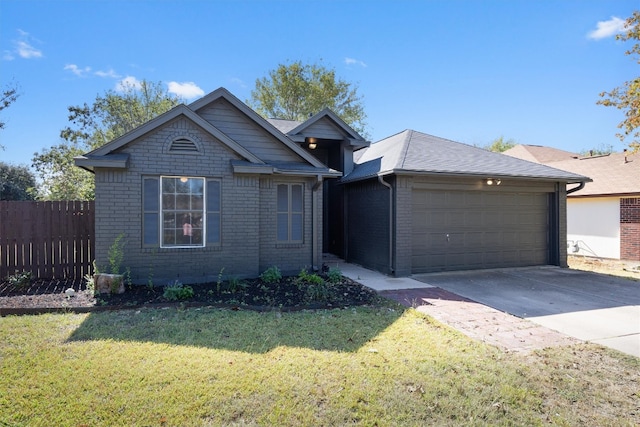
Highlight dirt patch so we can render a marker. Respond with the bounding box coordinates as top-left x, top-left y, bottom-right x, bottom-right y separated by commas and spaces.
568, 255, 640, 280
